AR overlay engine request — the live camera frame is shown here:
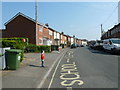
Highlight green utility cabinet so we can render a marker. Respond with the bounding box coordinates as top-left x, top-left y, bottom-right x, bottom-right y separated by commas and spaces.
5, 49, 22, 70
